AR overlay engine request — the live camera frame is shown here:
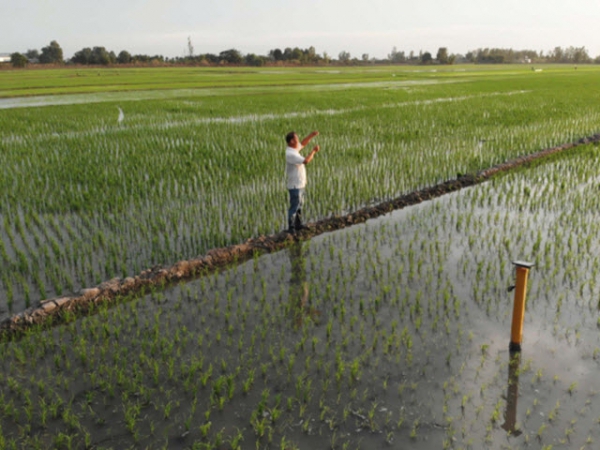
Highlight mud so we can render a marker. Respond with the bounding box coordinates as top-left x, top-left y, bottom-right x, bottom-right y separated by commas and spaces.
2, 133, 599, 337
